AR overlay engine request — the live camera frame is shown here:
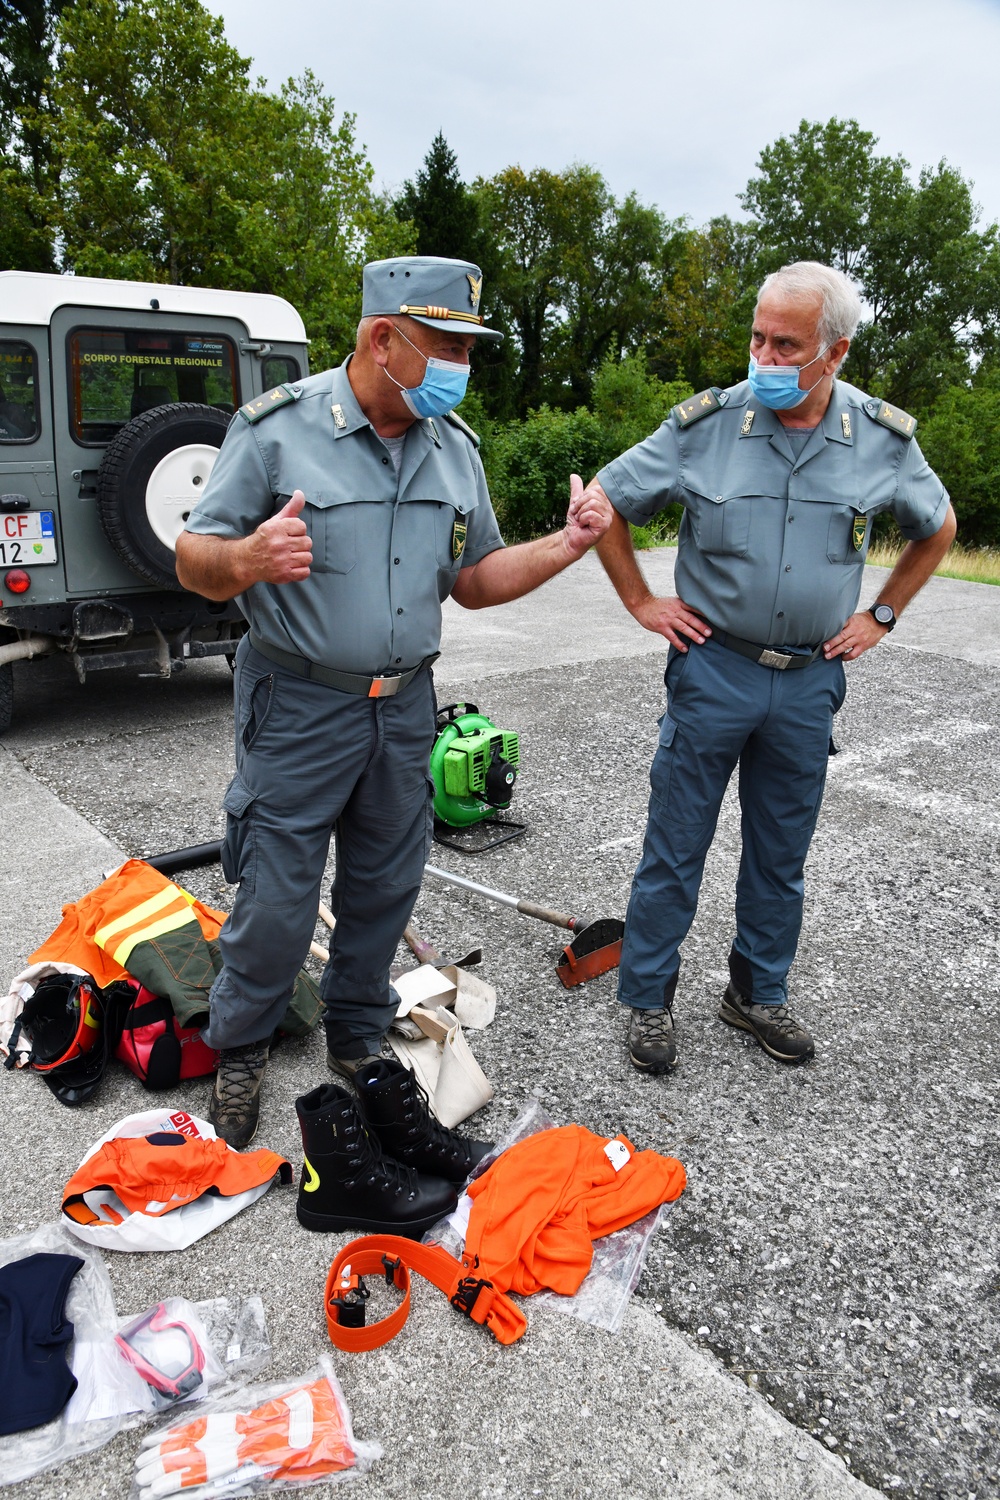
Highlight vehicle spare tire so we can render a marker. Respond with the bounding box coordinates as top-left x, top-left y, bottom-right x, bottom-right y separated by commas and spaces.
97, 403, 231, 590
